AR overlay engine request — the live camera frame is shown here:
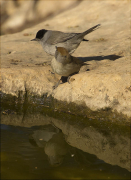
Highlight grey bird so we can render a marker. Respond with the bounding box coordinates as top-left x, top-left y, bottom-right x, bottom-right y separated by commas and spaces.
31, 24, 101, 56
51, 47, 86, 88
